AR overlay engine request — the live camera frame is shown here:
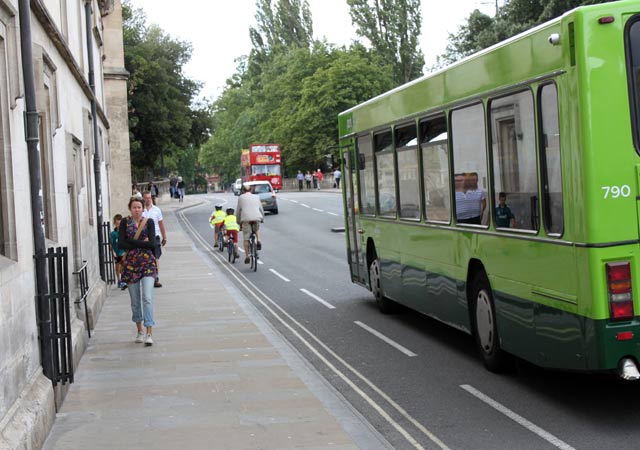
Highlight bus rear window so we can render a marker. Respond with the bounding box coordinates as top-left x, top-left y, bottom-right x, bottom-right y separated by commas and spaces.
626, 17, 640, 153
